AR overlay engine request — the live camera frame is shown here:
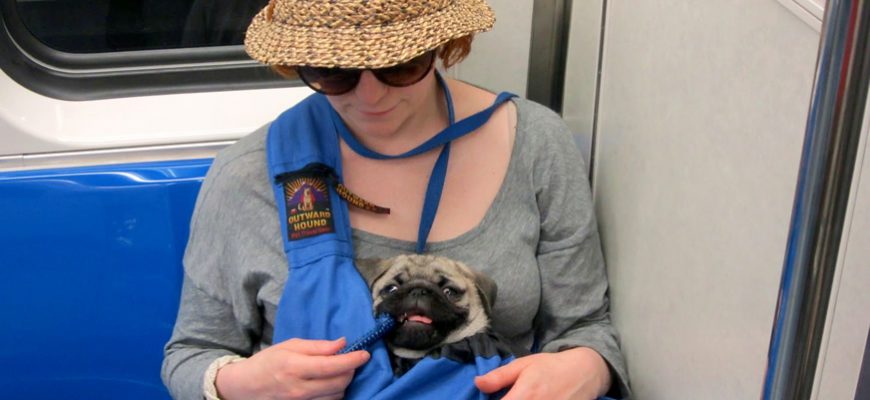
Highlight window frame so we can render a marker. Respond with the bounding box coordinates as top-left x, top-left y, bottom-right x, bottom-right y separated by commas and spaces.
776, 0, 824, 31
0, 0, 297, 101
